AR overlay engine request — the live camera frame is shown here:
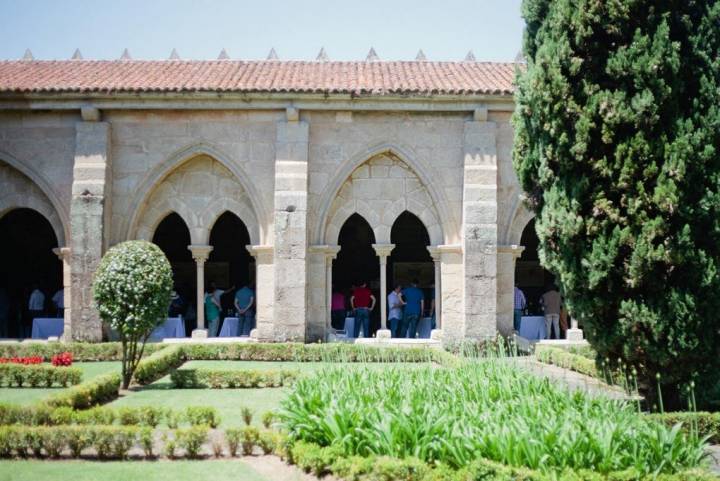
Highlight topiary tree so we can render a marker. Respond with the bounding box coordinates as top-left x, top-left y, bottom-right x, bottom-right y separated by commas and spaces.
93, 240, 173, 389
513, 0, 720, 407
